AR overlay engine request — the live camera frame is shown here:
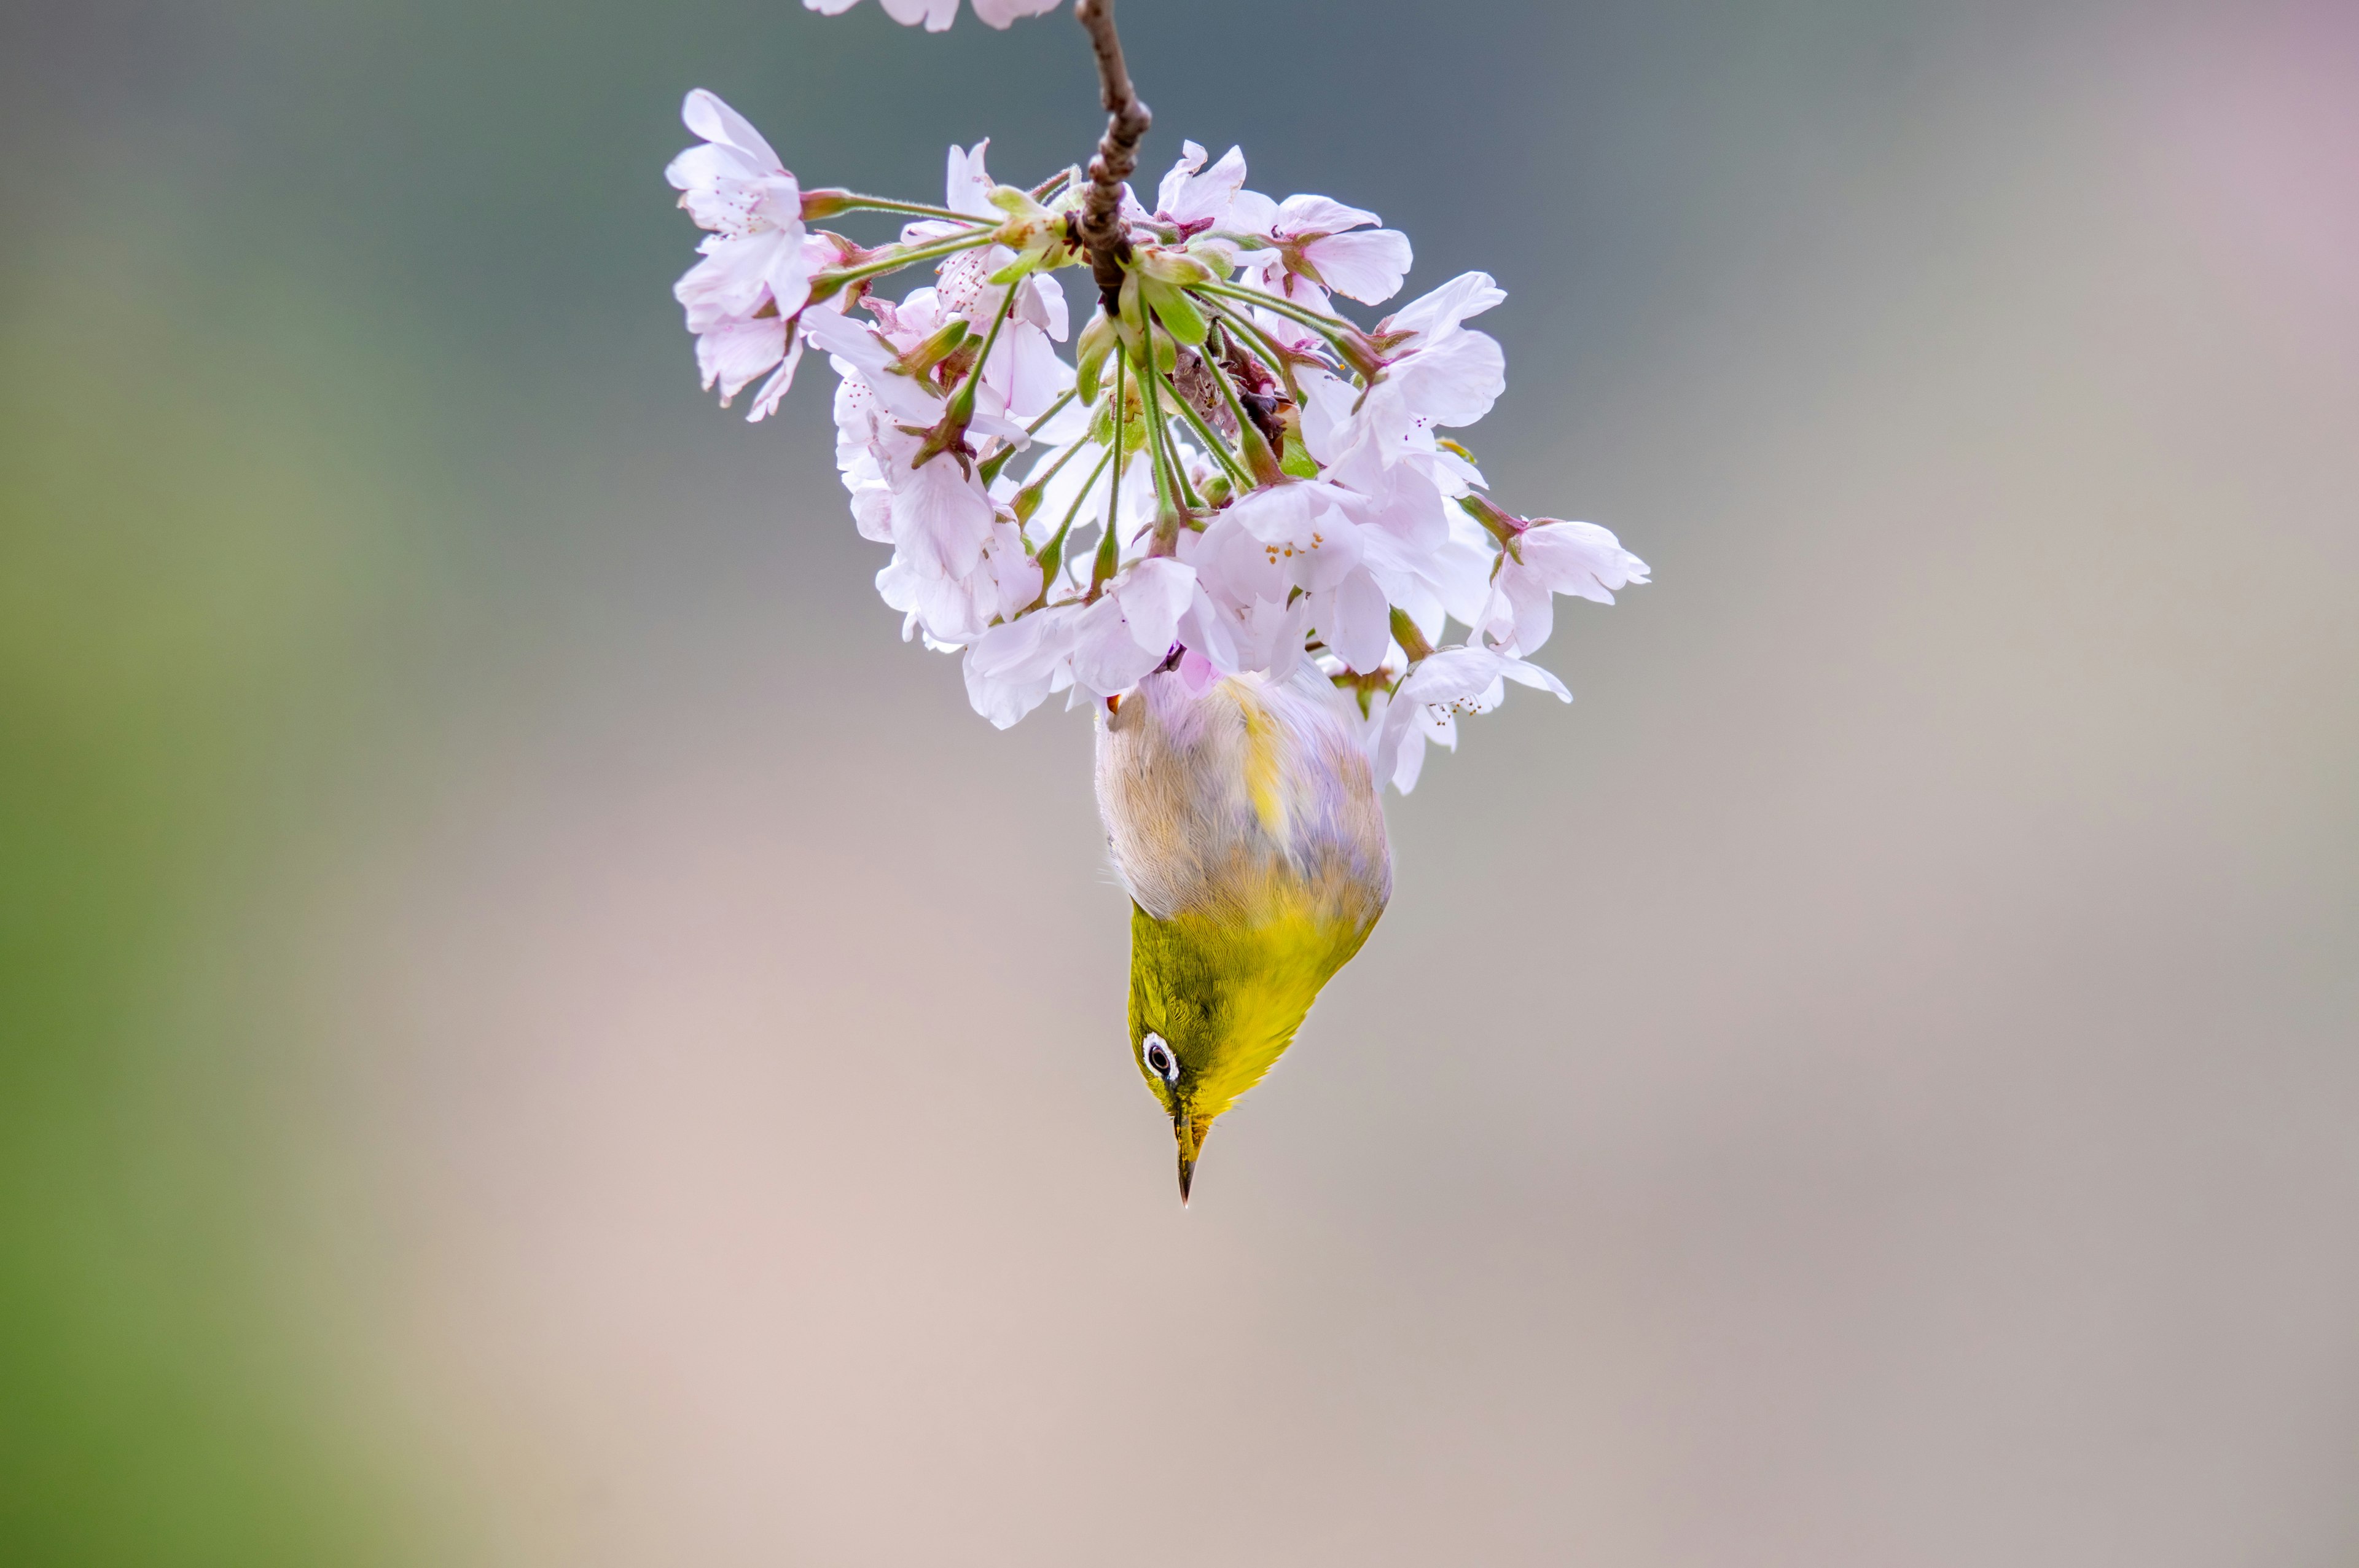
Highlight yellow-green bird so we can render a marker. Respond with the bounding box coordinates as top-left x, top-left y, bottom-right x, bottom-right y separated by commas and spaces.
1096, 663, 1392, 1202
